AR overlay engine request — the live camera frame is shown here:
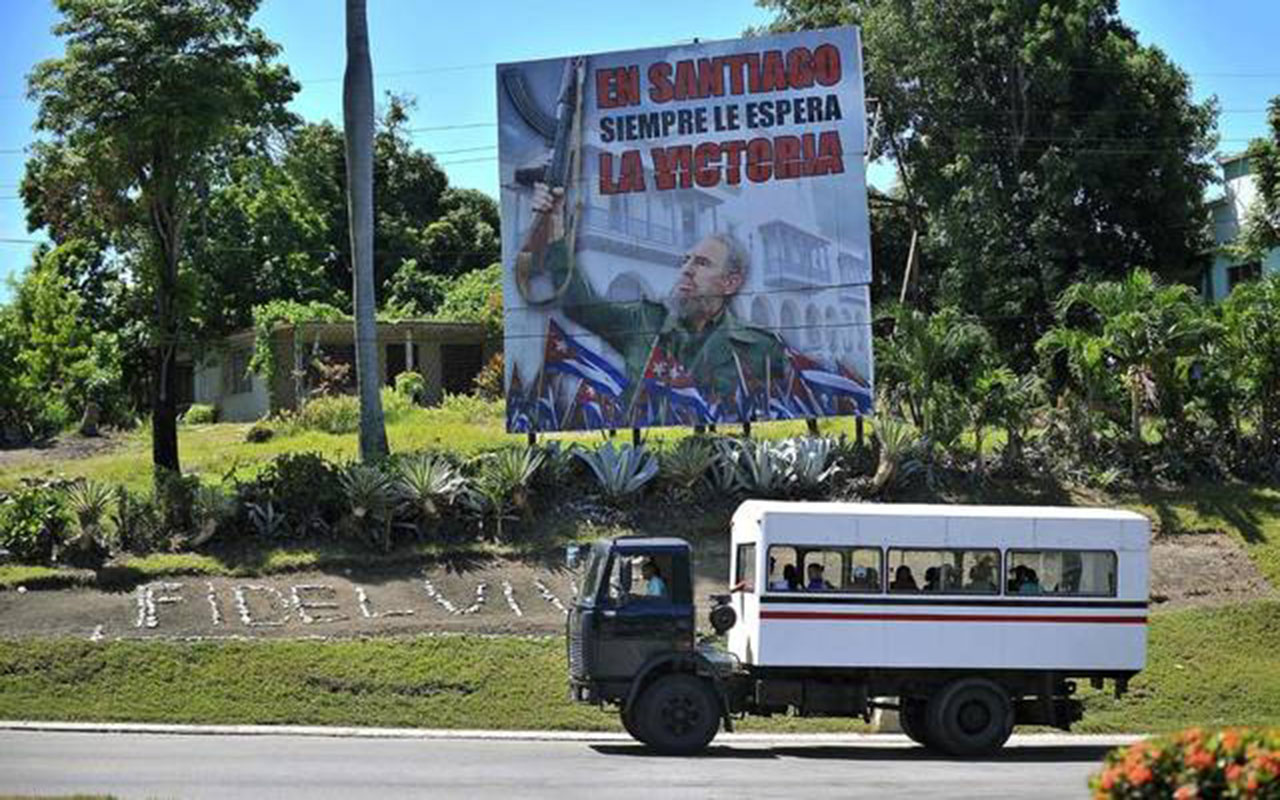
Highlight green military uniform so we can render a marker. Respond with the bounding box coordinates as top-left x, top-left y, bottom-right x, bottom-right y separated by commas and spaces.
546, 240, 789, 420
